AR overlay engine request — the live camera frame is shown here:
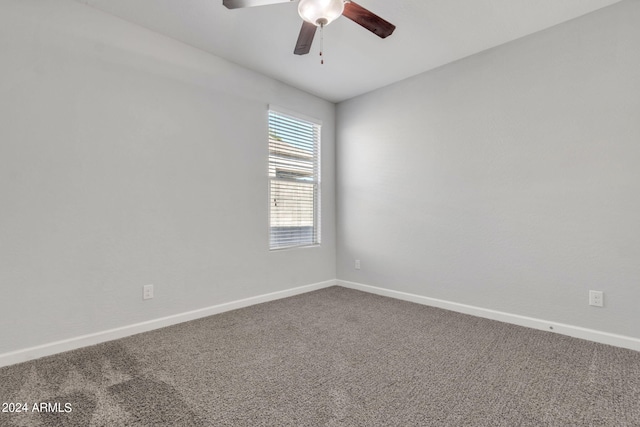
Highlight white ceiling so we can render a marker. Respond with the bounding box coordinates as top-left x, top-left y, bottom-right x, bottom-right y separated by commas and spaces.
77, 0, 622, 102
